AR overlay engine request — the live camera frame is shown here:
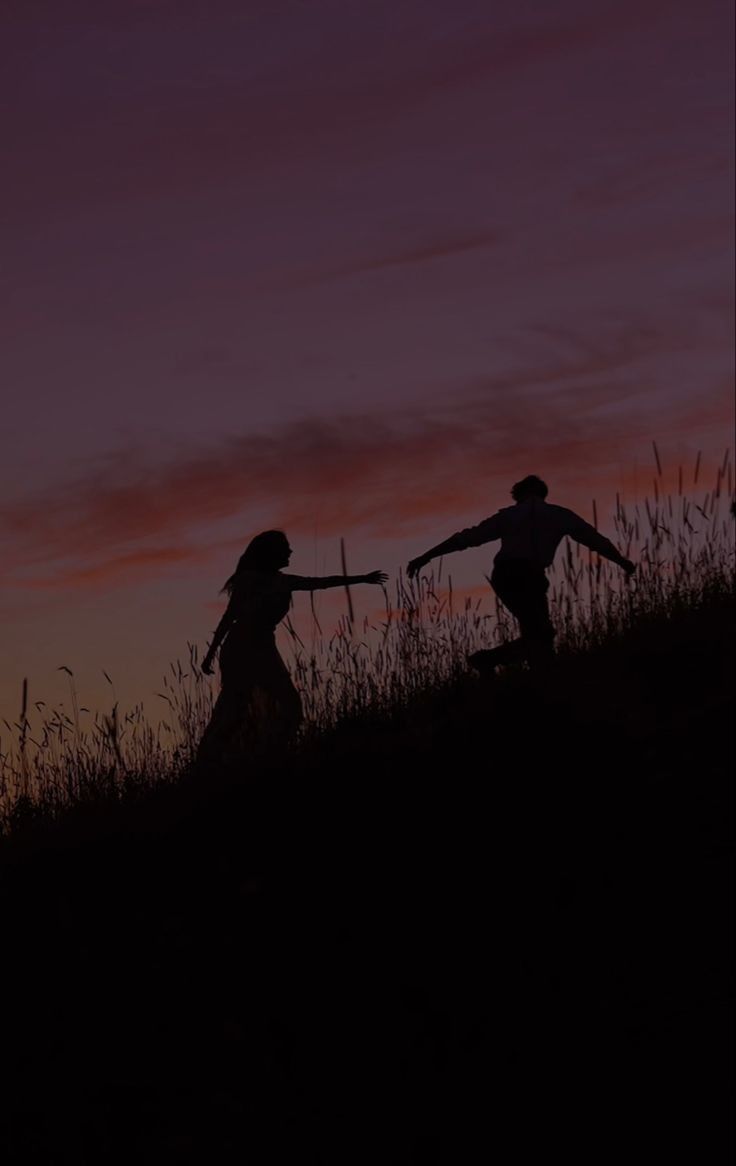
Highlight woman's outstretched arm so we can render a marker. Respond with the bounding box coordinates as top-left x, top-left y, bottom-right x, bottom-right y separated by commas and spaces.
282, 571, 387, 591
201, 598, 236, 674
